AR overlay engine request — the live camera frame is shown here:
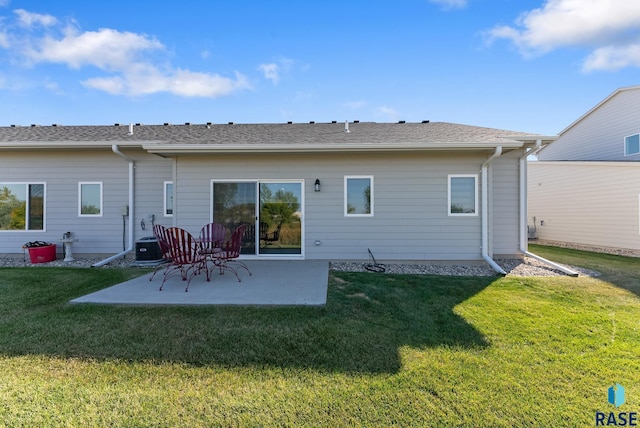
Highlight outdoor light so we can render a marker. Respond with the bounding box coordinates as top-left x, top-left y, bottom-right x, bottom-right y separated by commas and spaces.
314, 179, 321, 192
